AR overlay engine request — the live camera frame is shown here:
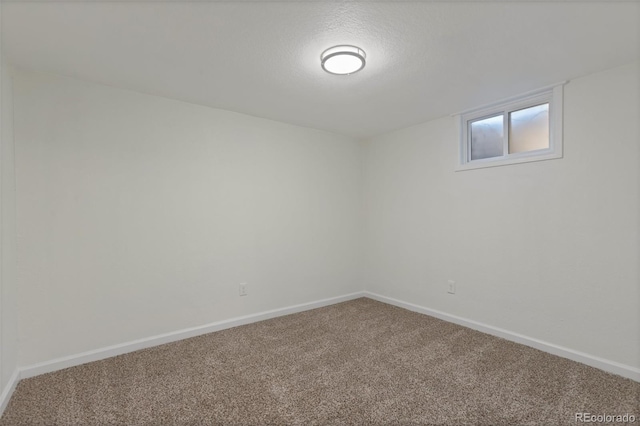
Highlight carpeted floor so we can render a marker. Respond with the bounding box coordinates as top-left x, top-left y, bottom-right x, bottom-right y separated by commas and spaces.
1, 298, 638, 425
